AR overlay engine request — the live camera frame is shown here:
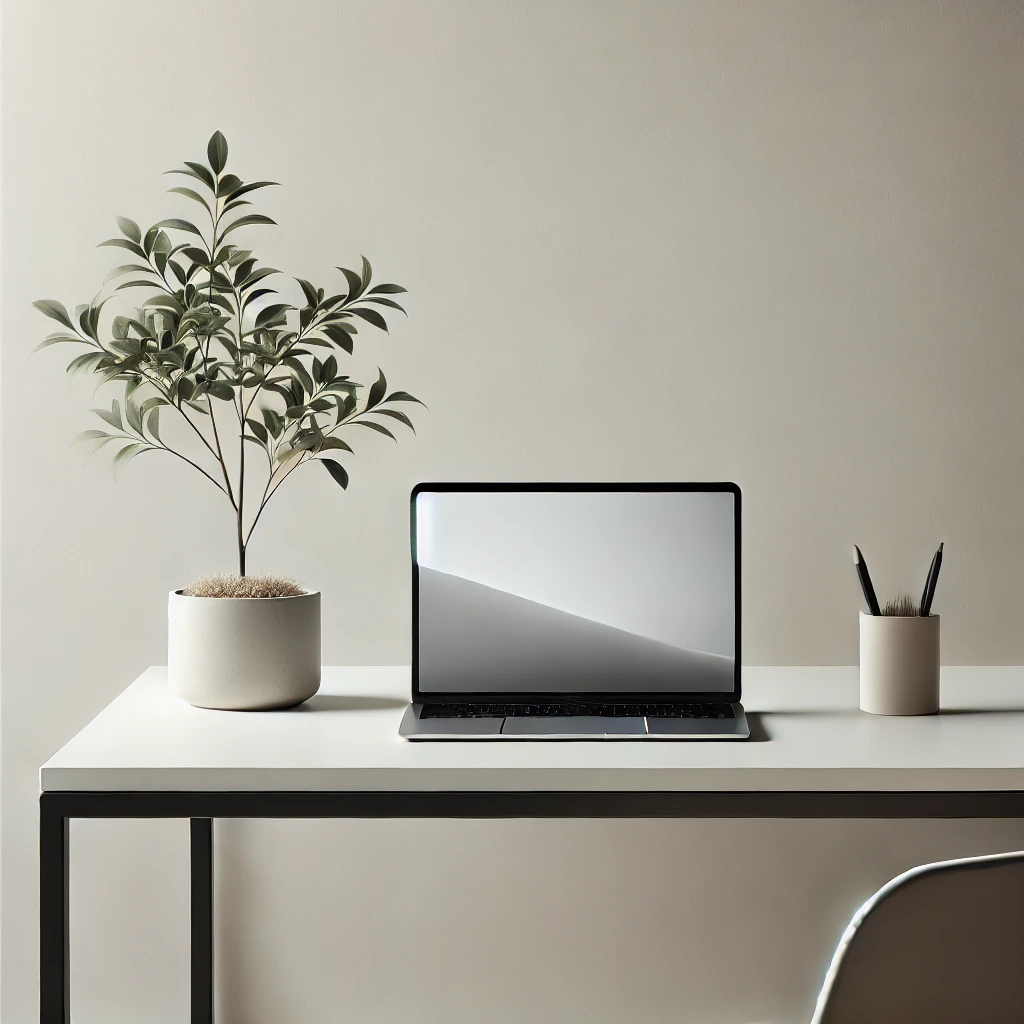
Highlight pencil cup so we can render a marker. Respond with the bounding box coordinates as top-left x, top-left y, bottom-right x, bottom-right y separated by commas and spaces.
859, 612, 940, 715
